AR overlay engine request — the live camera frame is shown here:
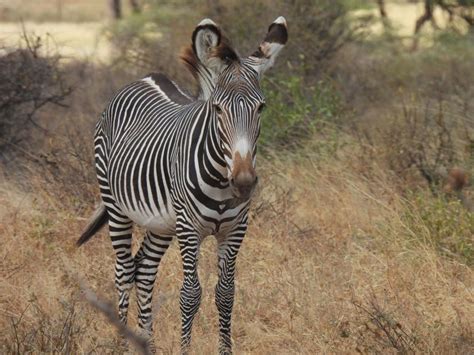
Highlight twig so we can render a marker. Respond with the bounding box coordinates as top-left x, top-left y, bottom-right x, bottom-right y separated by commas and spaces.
80, 283, 150, 355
